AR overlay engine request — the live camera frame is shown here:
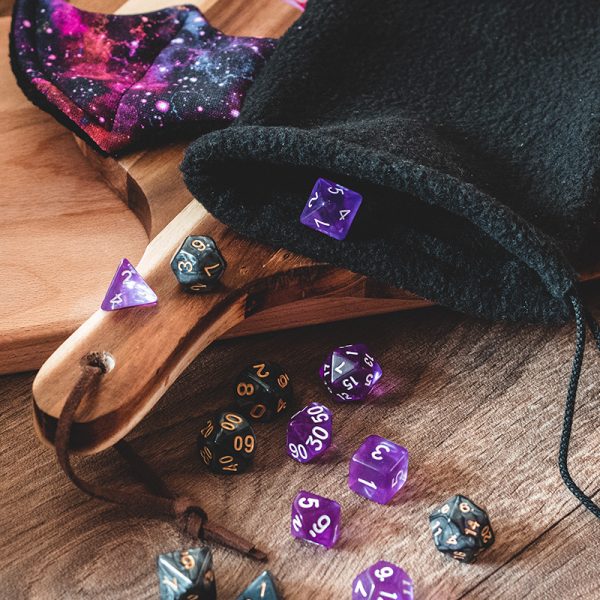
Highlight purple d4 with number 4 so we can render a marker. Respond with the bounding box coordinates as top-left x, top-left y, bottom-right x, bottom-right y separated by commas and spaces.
320, 343, 382, 402
349, 435, 409, 504
300, 178, 362, 241
101, 258, 157, 311
290, 490, 341, 549
287, 402, 332, 463
352, 561, 414, 600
